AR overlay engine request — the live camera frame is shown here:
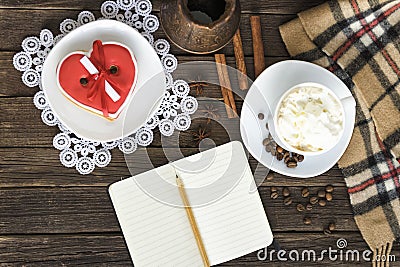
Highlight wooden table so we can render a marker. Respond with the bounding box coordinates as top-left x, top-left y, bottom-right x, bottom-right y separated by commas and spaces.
1, 0, 399, 266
